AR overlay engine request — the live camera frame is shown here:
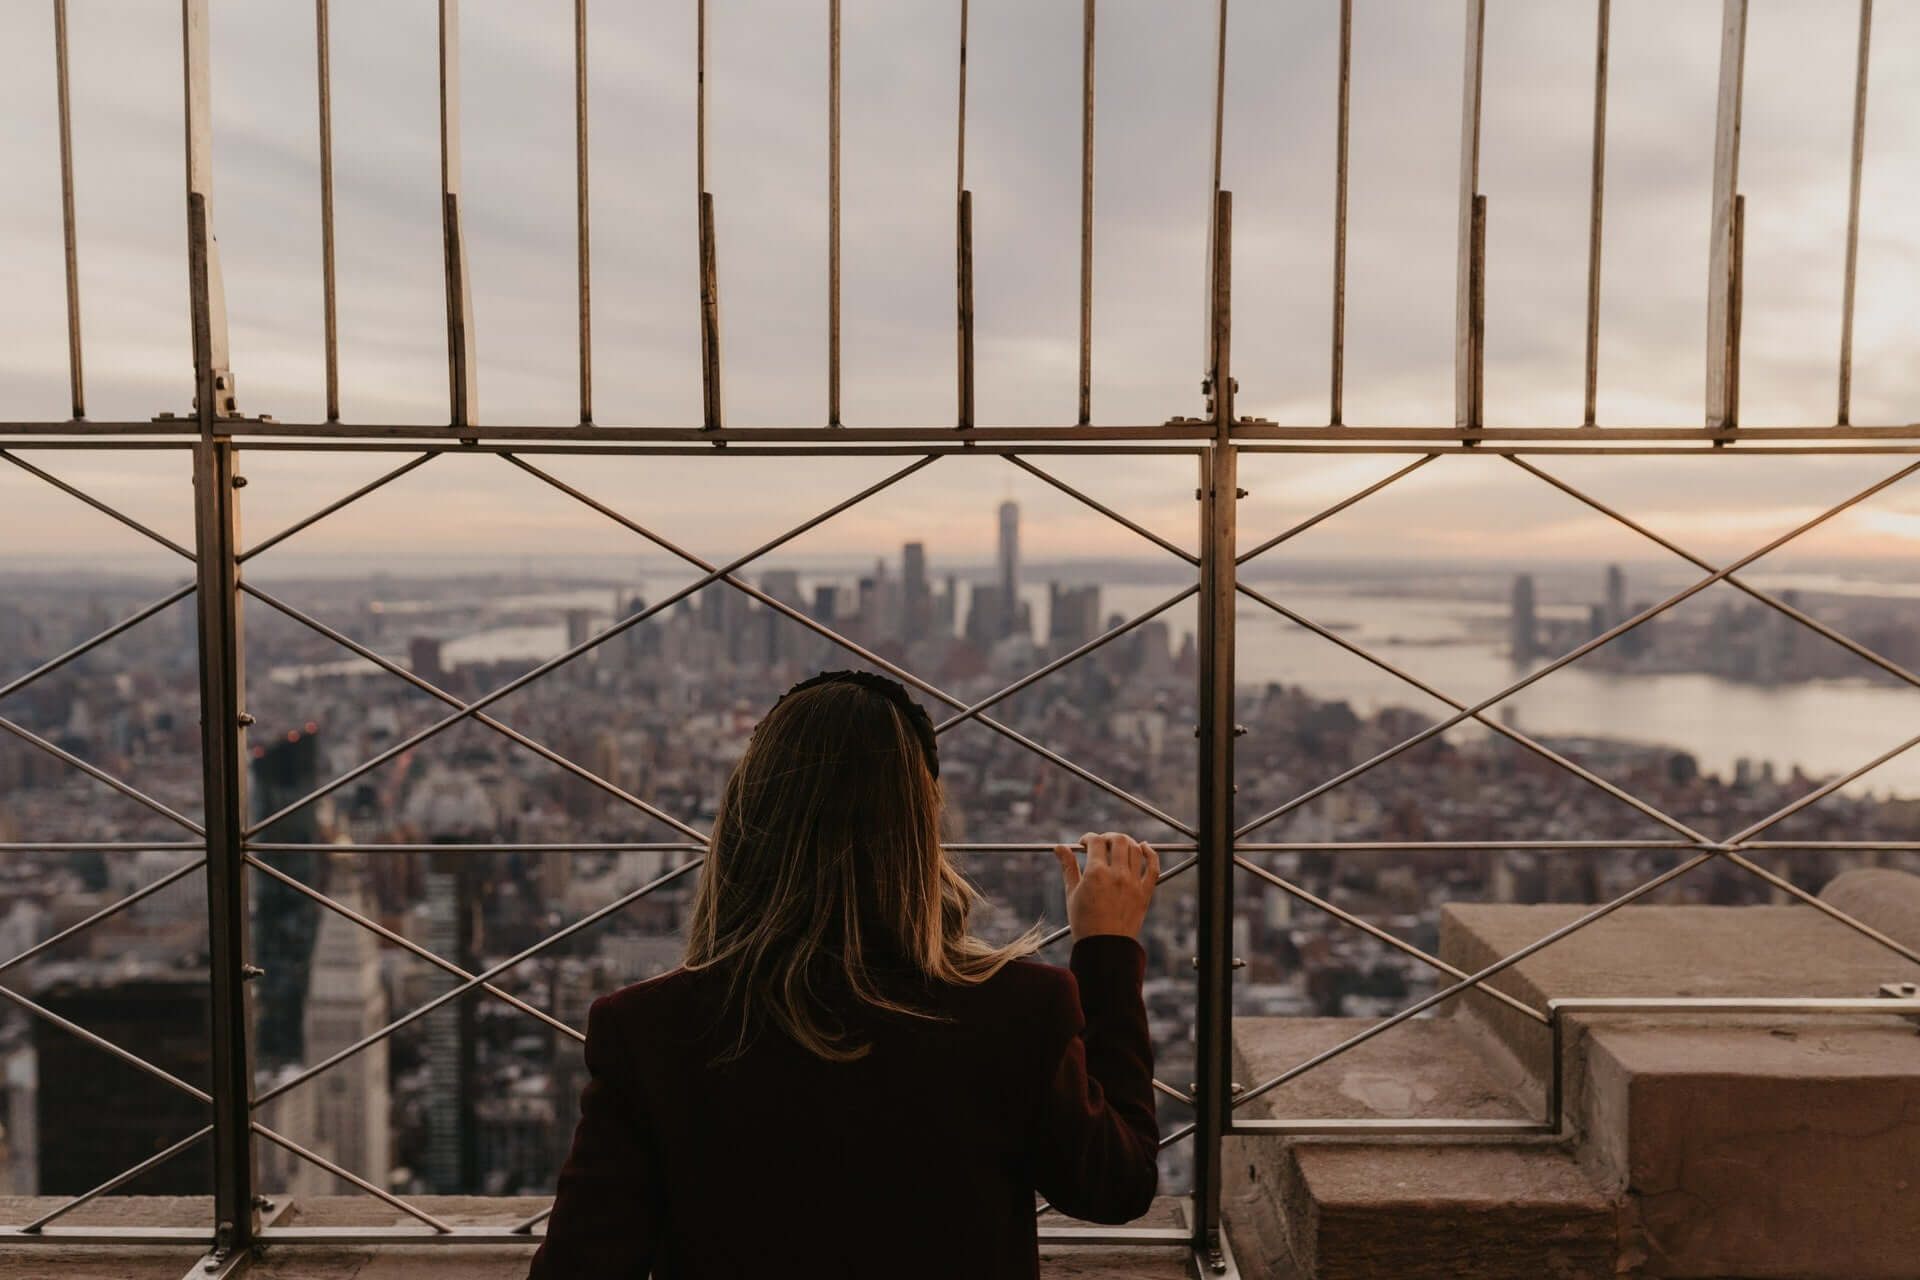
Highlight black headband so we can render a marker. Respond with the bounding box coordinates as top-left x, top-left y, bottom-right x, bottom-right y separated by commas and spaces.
767, 669, 940, 779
